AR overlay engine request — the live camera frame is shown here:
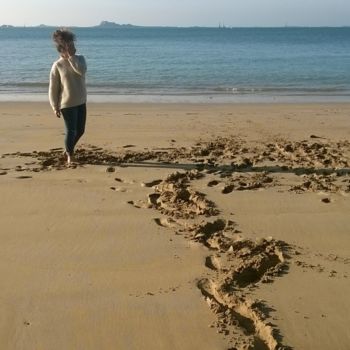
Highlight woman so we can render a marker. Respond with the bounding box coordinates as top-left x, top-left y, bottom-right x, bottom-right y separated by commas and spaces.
49, 29, 87, 164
